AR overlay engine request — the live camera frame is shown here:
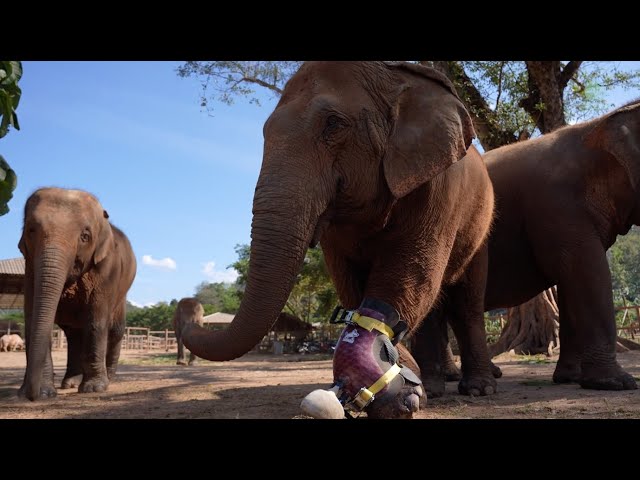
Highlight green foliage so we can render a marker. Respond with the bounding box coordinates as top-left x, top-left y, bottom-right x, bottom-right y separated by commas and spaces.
230, 243, 339, 324
194, 281, 240, 313
0, 61, 22, 217
229, 243, 250, 291
126, 302, 176, 331
608, 227, 640, 305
